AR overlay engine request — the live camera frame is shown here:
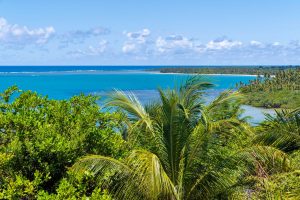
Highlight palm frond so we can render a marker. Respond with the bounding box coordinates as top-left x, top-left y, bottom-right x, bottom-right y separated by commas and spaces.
72, 151, 178, 200
106, 89, 153, 131
125, 150, 178, 200
255, 108, 300, 152
240, 145, 291, 177
106, 90, 163, 149
72, 155, 142, 199
204, 90, 243, 114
